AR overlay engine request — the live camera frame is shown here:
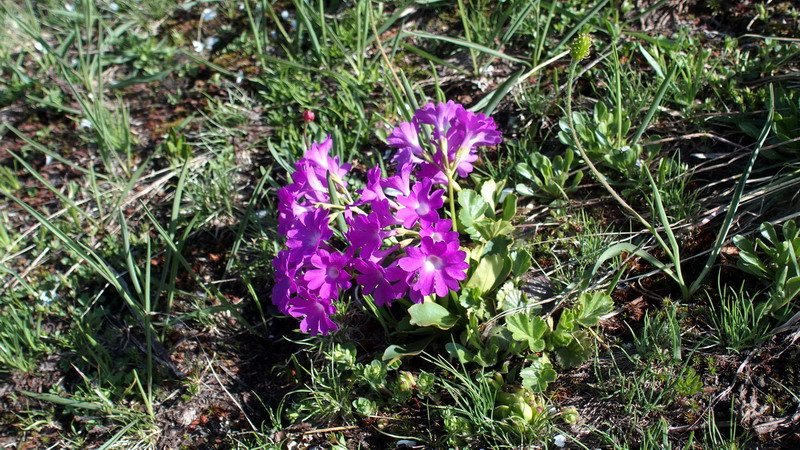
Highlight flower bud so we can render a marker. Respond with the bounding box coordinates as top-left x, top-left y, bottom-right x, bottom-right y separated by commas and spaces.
302, 110, 315, 123
397, 371, 417, 392
570, 33, 592, 61
561, 406, 579, 425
